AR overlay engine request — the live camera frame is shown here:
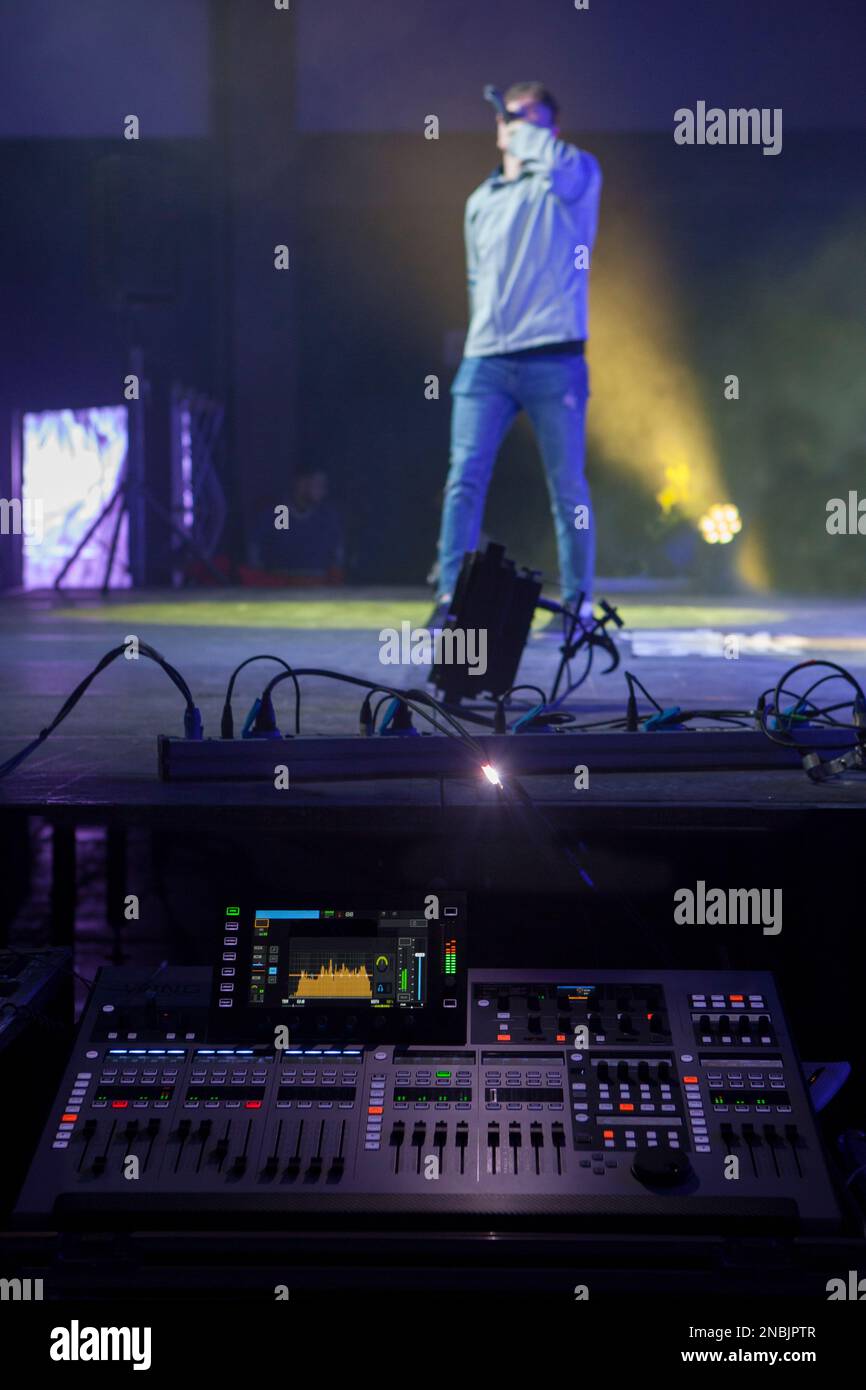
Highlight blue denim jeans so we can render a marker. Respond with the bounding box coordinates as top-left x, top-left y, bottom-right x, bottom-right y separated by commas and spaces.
436, 351, 593, 607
